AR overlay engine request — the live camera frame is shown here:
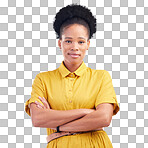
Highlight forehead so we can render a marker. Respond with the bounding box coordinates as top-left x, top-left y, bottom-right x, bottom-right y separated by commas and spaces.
61, 24, 89, 39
